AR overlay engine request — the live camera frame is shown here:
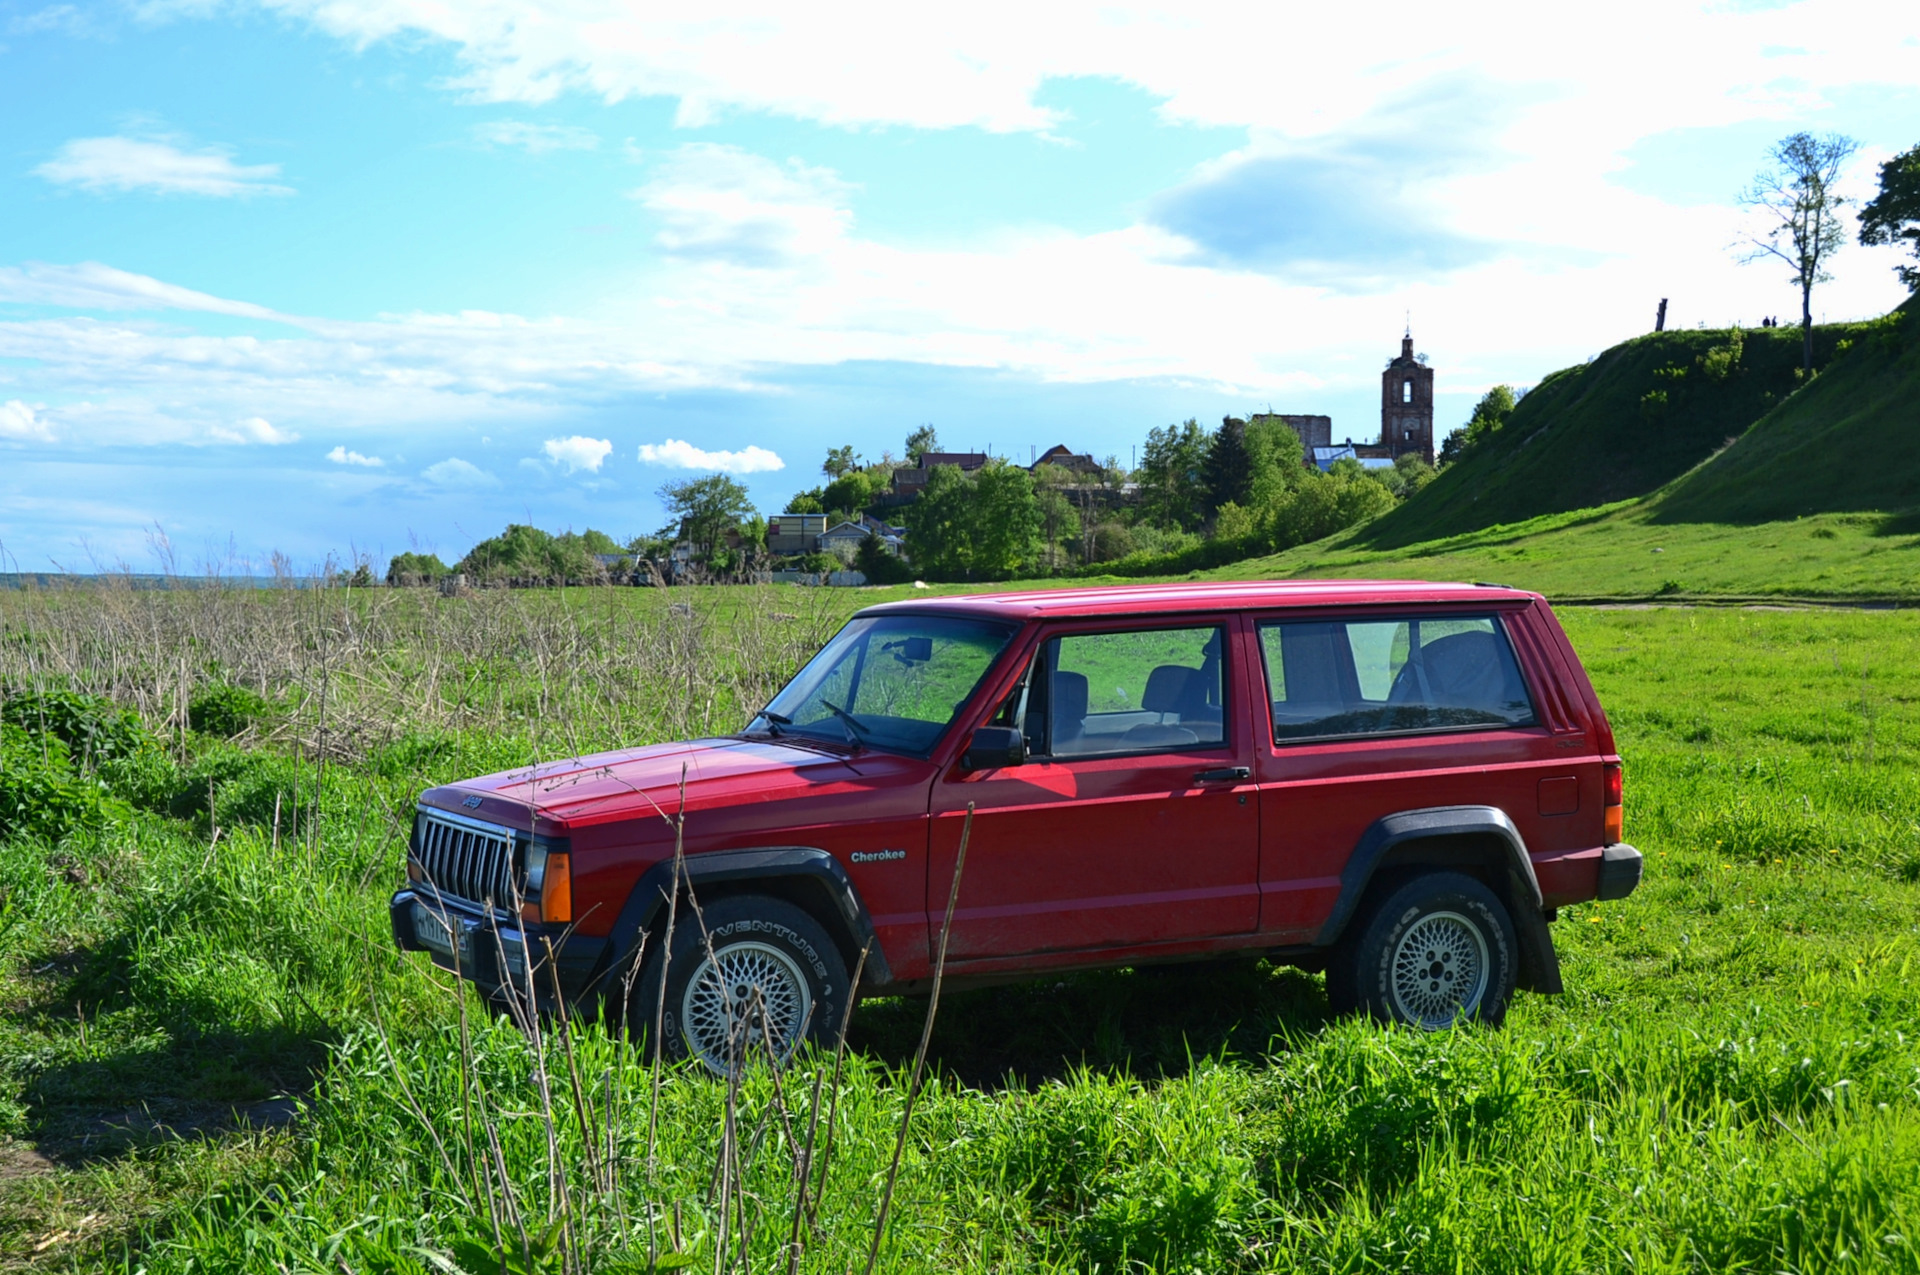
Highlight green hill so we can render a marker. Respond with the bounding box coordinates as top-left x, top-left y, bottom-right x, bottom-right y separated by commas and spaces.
1653, 300, 1919, 523
1186, 300, 1920, 601
1357, 321, 1872, 549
